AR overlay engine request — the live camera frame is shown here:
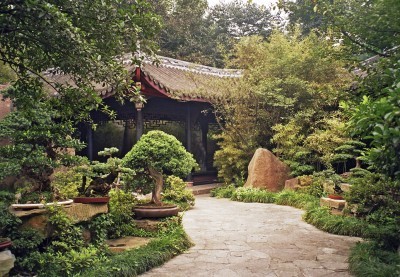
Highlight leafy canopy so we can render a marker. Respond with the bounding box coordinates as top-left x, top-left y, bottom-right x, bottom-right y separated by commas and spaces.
123, 130, 198, 178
